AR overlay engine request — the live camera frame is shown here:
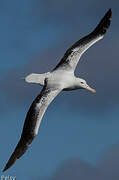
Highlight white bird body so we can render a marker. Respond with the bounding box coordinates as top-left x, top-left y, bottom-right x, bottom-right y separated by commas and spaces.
46, 71, 74, 89
3, 9, 112, 172
26, 70, 79, 89
26, 70, 86, 91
